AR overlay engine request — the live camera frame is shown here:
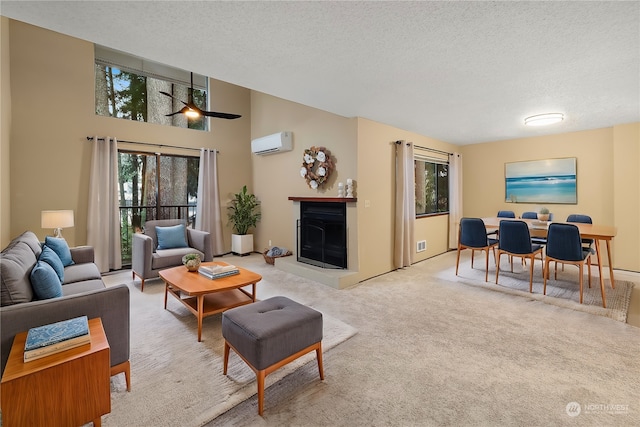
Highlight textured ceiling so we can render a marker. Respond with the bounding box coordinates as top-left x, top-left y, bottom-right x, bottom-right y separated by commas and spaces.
2, 1, 639, 145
